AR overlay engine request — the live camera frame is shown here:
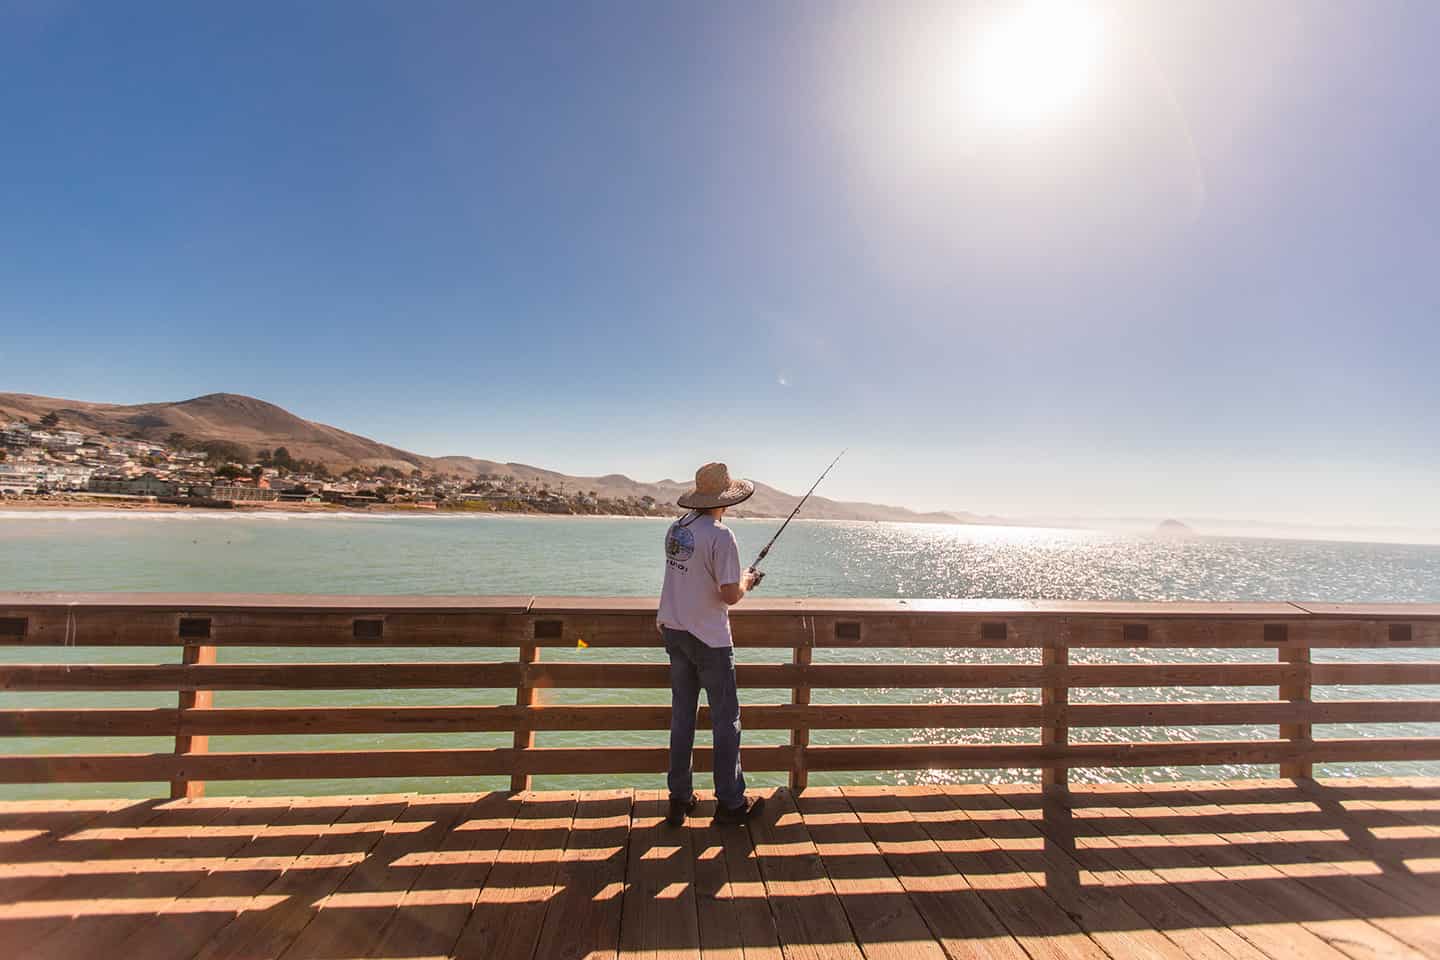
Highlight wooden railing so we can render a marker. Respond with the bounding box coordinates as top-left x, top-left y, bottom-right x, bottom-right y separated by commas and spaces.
1, 594, 1438, 799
